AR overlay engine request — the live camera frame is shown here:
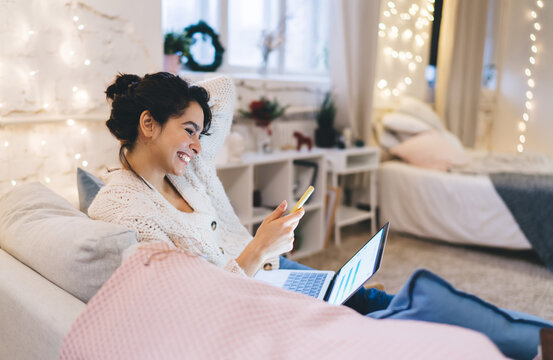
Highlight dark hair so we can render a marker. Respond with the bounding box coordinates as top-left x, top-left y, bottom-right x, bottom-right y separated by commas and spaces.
105, 72, 212, 185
